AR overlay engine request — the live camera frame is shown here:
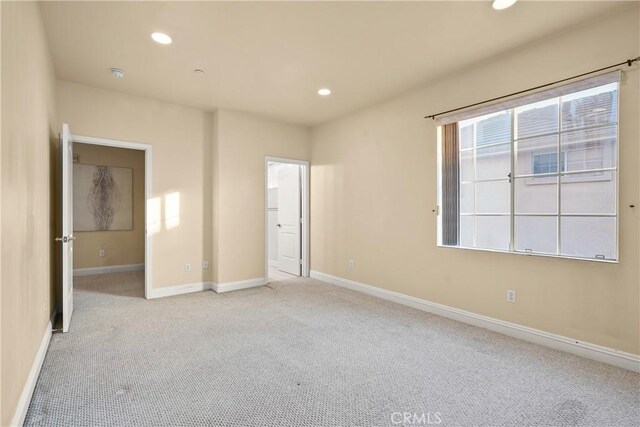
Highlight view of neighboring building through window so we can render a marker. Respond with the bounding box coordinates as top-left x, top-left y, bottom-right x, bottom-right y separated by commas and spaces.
447, 81, 618, 261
